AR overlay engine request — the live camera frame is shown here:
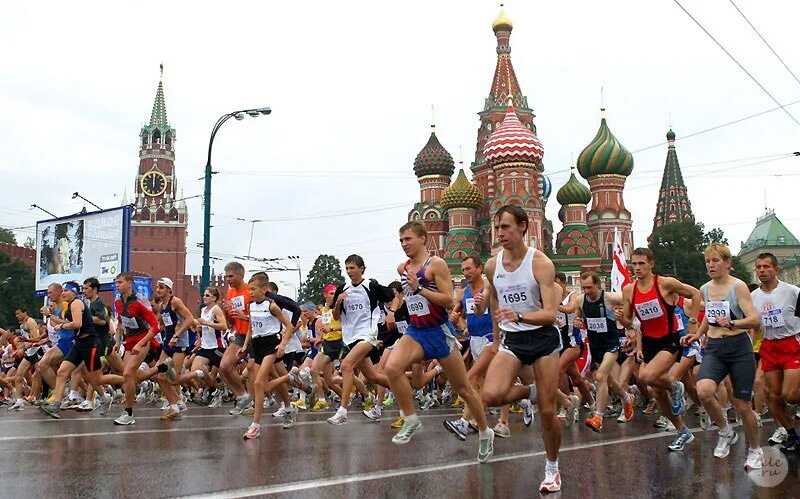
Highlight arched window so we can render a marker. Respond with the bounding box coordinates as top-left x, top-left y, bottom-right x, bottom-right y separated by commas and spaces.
165, 132, 173, 147
152, 130, 161, 145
